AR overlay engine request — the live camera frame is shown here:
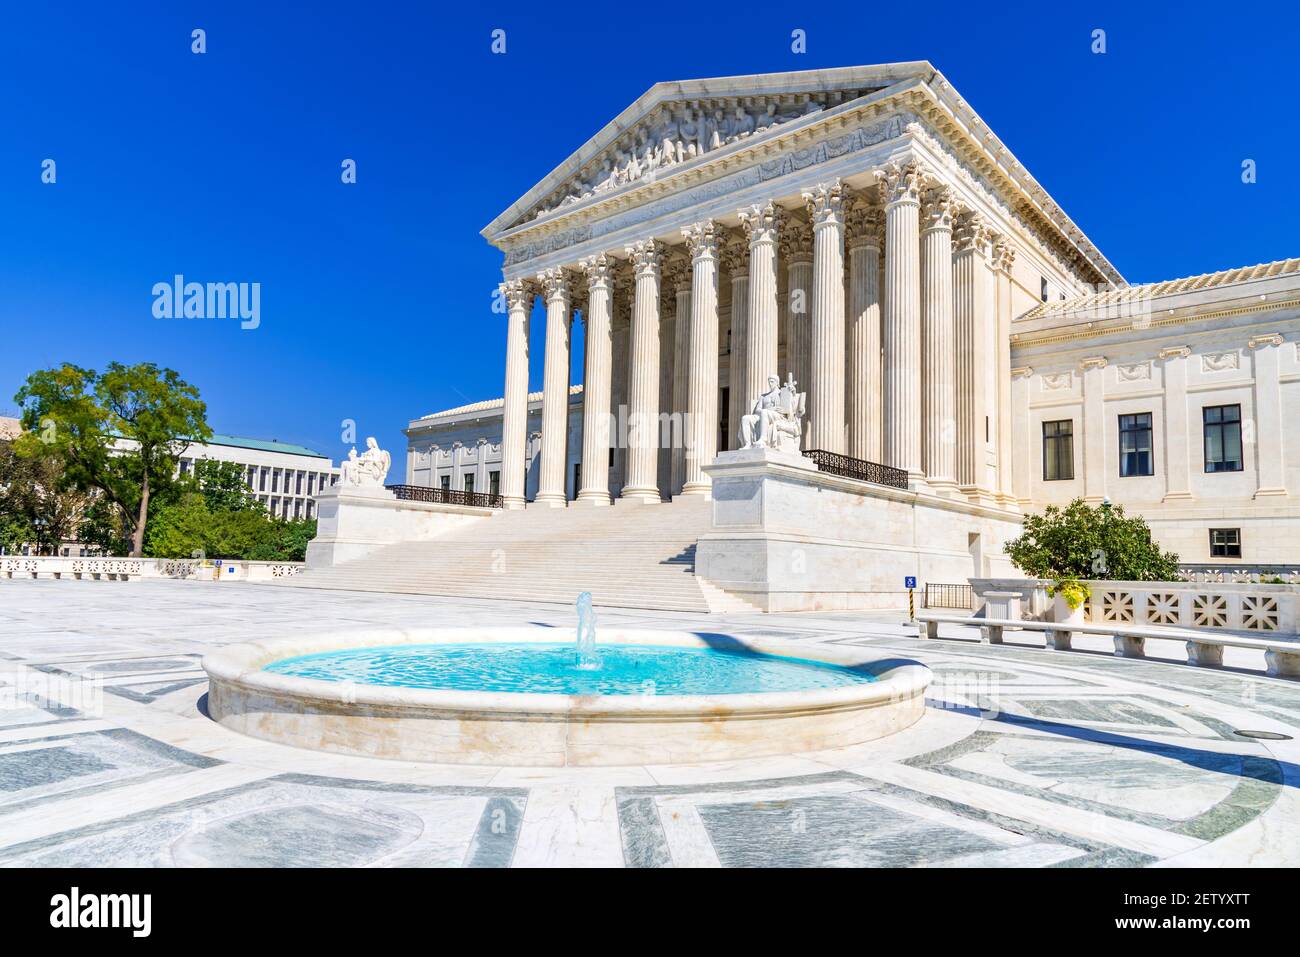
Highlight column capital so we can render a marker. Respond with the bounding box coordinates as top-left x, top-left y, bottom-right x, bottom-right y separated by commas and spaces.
1248, 332, 1285, 350
721, 231, 749, 277
1158, 345, 1192, 360
579, 252, 616, 290
876, 160, 926, 205
991, 237, 1017, 274
801, 179, 845, 229
661, 252, 692, 296
845, 195, 885, 250
738, 201, 783, 245
953, 211, 994, 253
625, 238, 663, 278
682, 219, 720, 261
921, 186, 959, 232
779, 215, 813, 264
536, 267, 571, 303
1079, 355, 1108, 371
500, 278, 535, 313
